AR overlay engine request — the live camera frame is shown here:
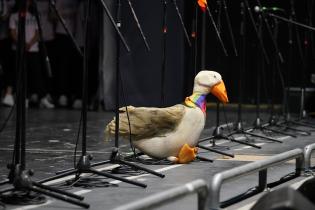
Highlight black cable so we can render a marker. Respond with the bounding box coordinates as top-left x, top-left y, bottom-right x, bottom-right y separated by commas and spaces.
111, 165, 145, 176
49, 173, 118, 189
67, 176, 119, 189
